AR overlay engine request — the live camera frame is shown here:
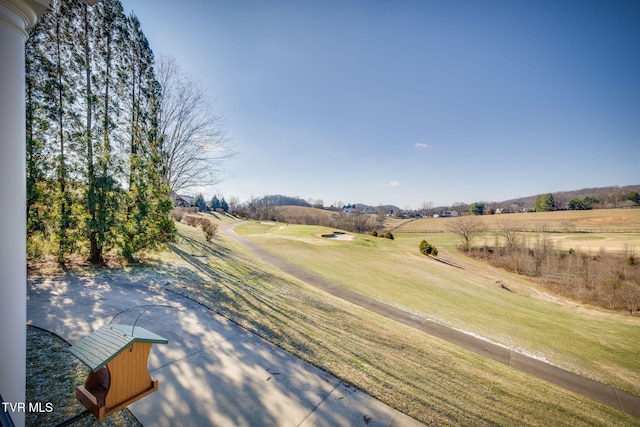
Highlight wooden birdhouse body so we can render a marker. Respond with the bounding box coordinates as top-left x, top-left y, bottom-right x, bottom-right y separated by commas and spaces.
70, 324, 168, 420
